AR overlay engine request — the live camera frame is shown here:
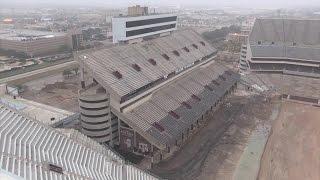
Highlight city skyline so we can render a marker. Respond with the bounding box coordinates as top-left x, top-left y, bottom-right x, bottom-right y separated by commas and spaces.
1, 0, 320, 9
